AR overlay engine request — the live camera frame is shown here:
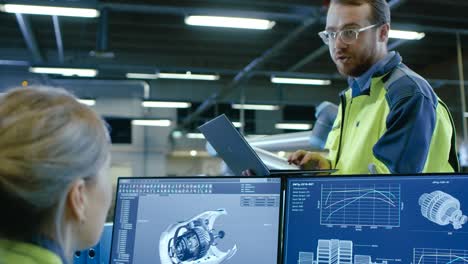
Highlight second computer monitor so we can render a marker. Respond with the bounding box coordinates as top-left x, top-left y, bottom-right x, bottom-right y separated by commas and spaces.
110, 177, 283, 264
284, 174, 468, 264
